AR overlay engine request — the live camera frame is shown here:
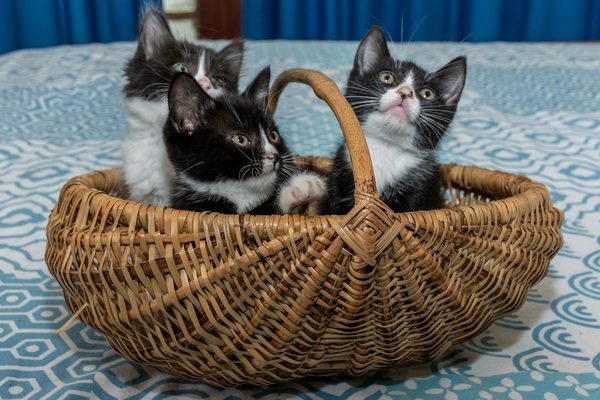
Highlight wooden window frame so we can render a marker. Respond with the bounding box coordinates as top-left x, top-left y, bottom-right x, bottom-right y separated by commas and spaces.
165, 0, 241, 39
